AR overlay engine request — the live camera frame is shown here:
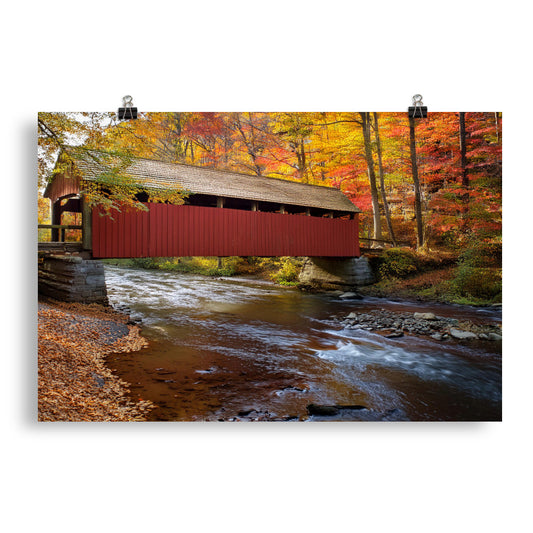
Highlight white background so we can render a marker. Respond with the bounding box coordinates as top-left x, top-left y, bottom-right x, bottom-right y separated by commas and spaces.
3, 1, 530, 532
